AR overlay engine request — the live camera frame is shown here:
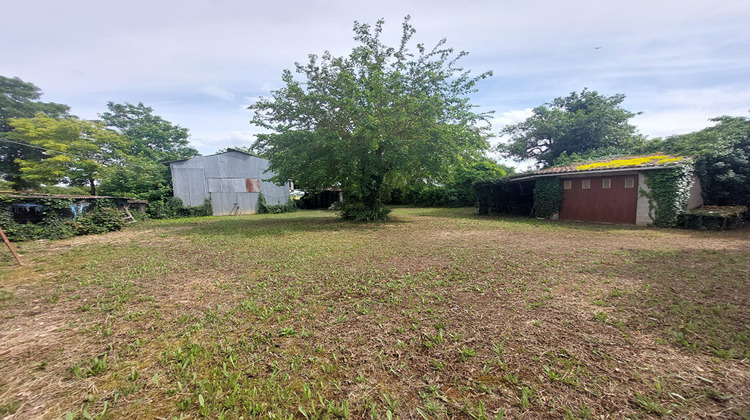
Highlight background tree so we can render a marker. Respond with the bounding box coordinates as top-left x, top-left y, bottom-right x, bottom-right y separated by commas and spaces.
98, 102, 199, 200
499, 89, 643, 167
0, 76, 70, 189
403, 157, 513, 207
97, 157, 174, 201
99, 102, 198, 162
654, 115, 750, 209
8, 115, 128, 195
250, 17, 493, 220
